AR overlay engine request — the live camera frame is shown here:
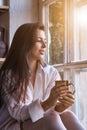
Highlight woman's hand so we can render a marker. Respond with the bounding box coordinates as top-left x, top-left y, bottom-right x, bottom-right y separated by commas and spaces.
55, 92, 75, 112
41, 83, 68, 111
